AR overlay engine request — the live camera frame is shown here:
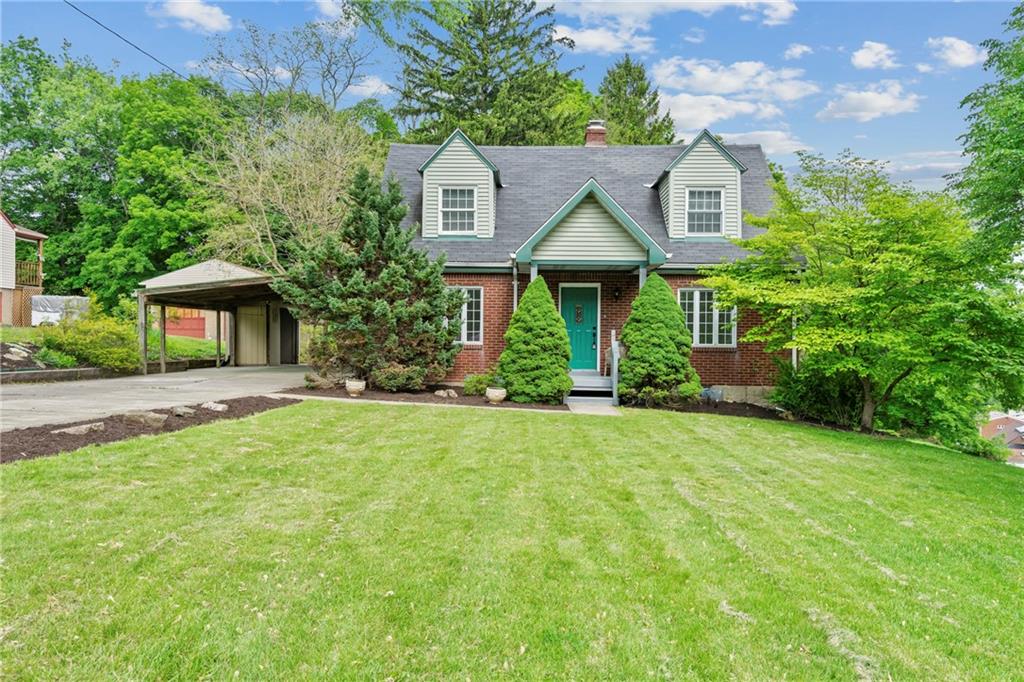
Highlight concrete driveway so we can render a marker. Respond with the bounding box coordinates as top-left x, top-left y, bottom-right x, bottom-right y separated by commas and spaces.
1, 365, 308, 431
